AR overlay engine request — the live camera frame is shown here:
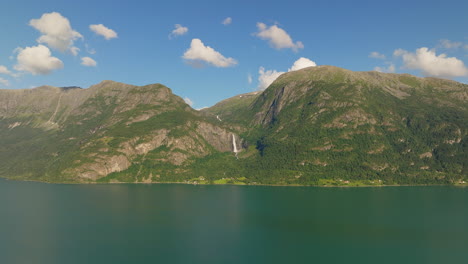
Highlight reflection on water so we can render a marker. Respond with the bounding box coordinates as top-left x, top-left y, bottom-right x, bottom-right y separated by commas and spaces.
1, 179, 468, 264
